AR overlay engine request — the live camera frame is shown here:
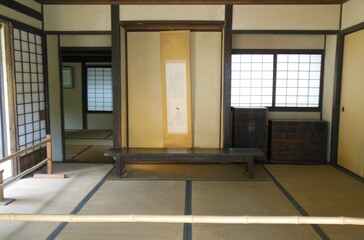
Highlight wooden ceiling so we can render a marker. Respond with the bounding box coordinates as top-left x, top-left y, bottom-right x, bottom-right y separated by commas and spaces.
42, 0, 347, 4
